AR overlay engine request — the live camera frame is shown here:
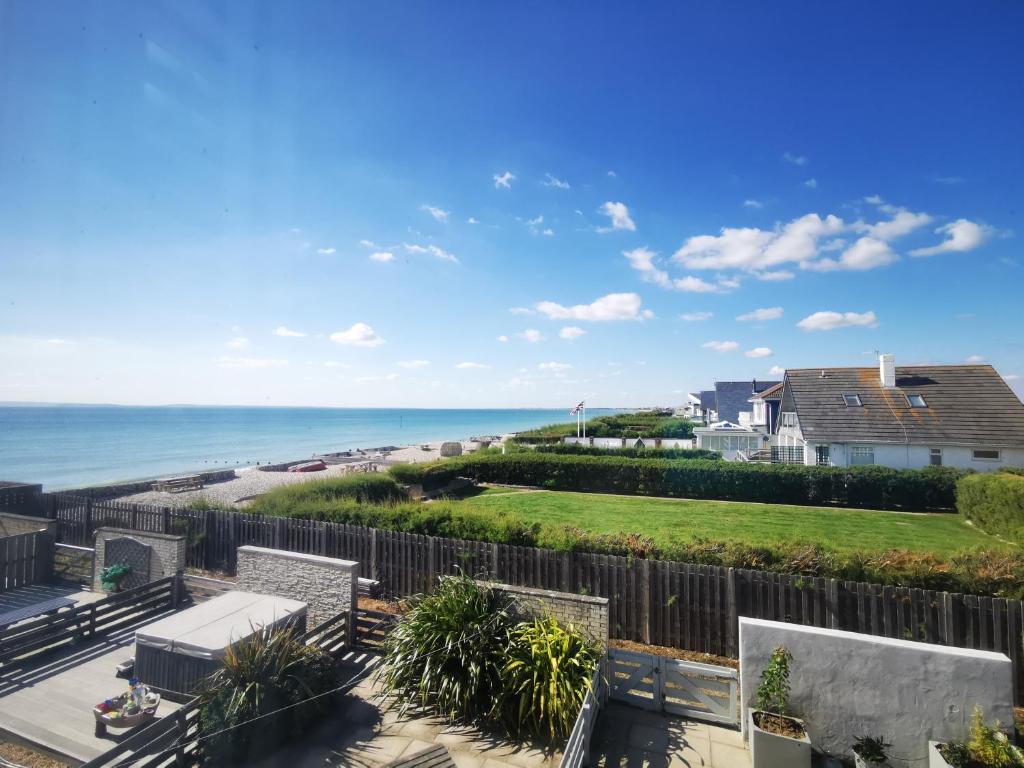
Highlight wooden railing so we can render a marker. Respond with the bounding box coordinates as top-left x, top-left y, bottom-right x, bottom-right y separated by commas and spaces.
559, 663, 606, 768
0, 574, 184, 666
1, 529, 53, 592
299, 610, 351, 659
